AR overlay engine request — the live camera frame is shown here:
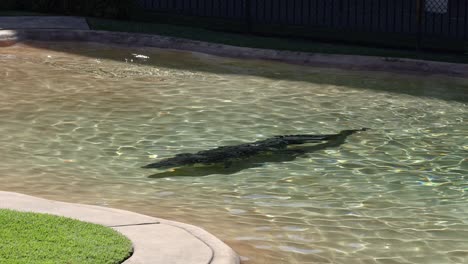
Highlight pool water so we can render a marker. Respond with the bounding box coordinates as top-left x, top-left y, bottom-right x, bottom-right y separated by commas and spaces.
1, 42, 467, 264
